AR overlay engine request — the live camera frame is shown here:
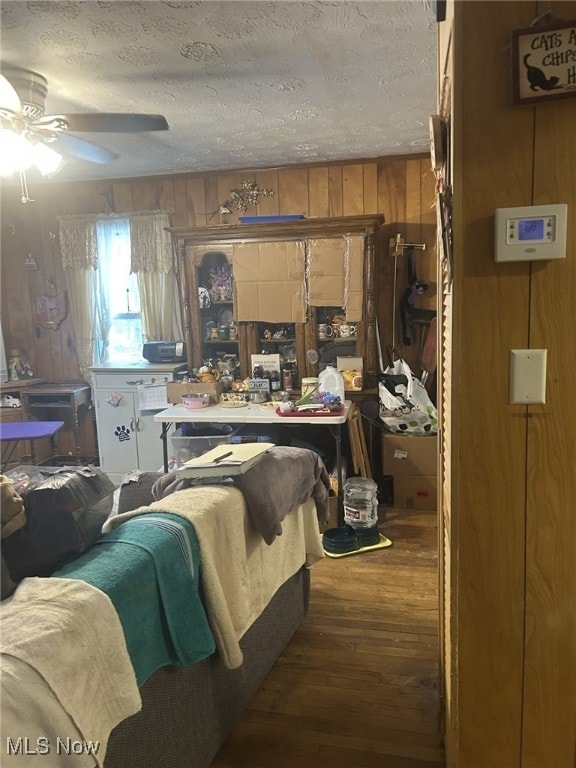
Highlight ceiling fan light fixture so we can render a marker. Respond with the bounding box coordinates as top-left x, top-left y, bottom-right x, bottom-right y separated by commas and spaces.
0, 126, 64, 180
31, 140, 64, 176
0, 128, 33, 176
0, 67, 168, 198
